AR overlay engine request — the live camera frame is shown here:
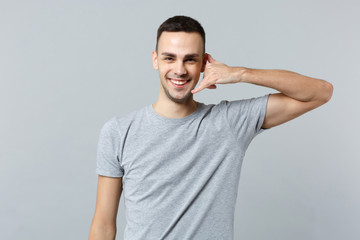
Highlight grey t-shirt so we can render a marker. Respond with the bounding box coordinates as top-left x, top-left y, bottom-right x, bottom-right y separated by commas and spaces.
96, 94, 270, 240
